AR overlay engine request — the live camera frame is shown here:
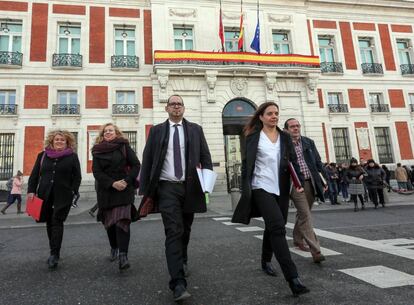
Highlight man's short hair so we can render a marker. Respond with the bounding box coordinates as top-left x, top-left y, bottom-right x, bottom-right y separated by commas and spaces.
284, 118, 298, 129
167, 94, 184, 105
397, 163, 402, 167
